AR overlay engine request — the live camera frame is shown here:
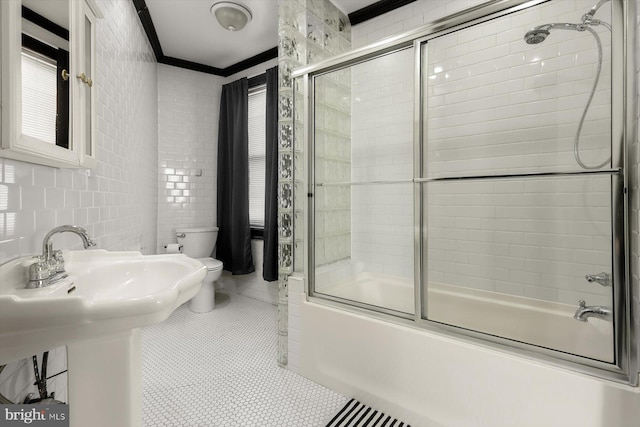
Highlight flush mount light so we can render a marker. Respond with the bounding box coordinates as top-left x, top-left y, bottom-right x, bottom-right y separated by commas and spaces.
210, 1, 252, 32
